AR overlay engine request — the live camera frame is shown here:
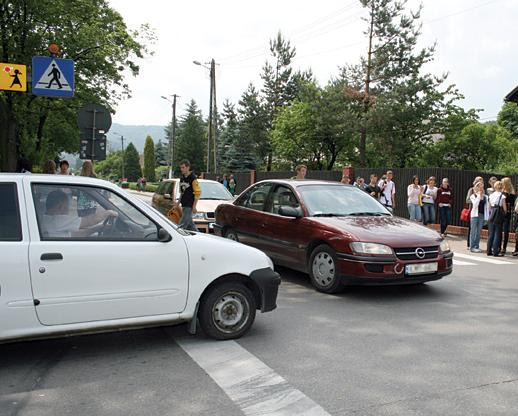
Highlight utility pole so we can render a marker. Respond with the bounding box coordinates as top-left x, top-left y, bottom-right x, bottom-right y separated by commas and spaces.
211, 59, 218, 173
207, 62, 213, 174
171, 94, 178, 178
161, 94, 180, 178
